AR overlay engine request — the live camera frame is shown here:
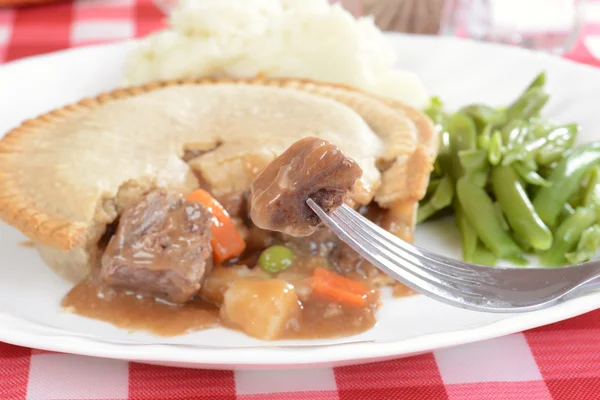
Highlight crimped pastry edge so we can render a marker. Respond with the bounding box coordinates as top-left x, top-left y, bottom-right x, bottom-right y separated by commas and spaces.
0, 76, 436, 251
